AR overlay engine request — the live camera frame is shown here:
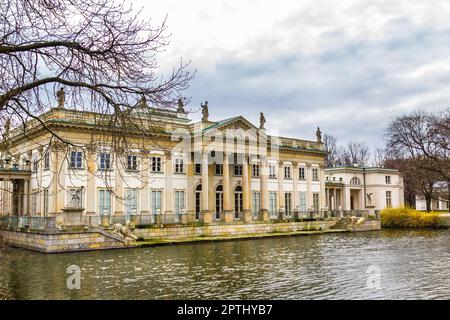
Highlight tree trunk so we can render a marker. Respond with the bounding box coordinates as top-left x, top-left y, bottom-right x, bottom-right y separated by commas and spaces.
425, 196, 431, 212
448, 182, 450, 213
